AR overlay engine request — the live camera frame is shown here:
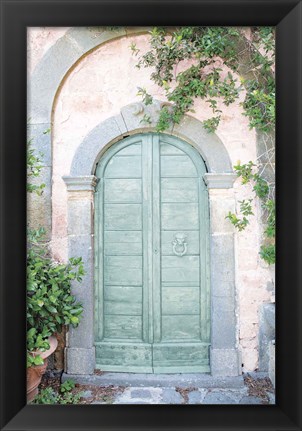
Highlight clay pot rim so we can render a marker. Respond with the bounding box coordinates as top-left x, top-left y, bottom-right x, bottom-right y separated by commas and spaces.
29, 334, 58, 360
